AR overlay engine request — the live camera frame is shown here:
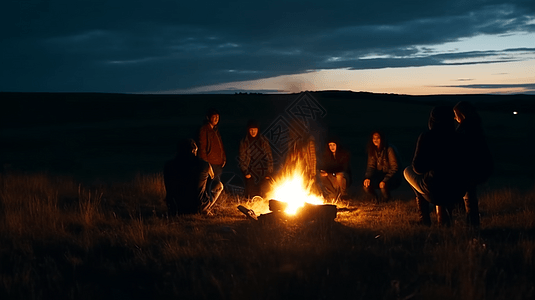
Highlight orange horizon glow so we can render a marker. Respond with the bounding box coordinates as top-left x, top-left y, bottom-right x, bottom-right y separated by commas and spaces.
164, 59, 535, 95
